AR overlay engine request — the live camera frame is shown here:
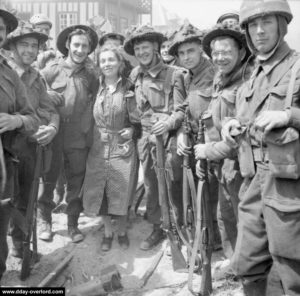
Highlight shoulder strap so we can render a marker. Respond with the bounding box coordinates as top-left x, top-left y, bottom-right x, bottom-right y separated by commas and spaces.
164, 66, 176, 95
285, 57, 300, 108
